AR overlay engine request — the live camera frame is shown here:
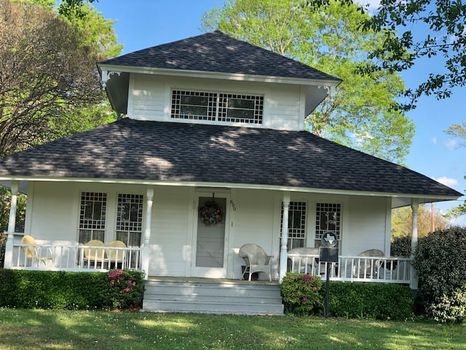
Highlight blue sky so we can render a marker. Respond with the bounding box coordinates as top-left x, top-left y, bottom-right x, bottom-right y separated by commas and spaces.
94, 0, 465, 224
